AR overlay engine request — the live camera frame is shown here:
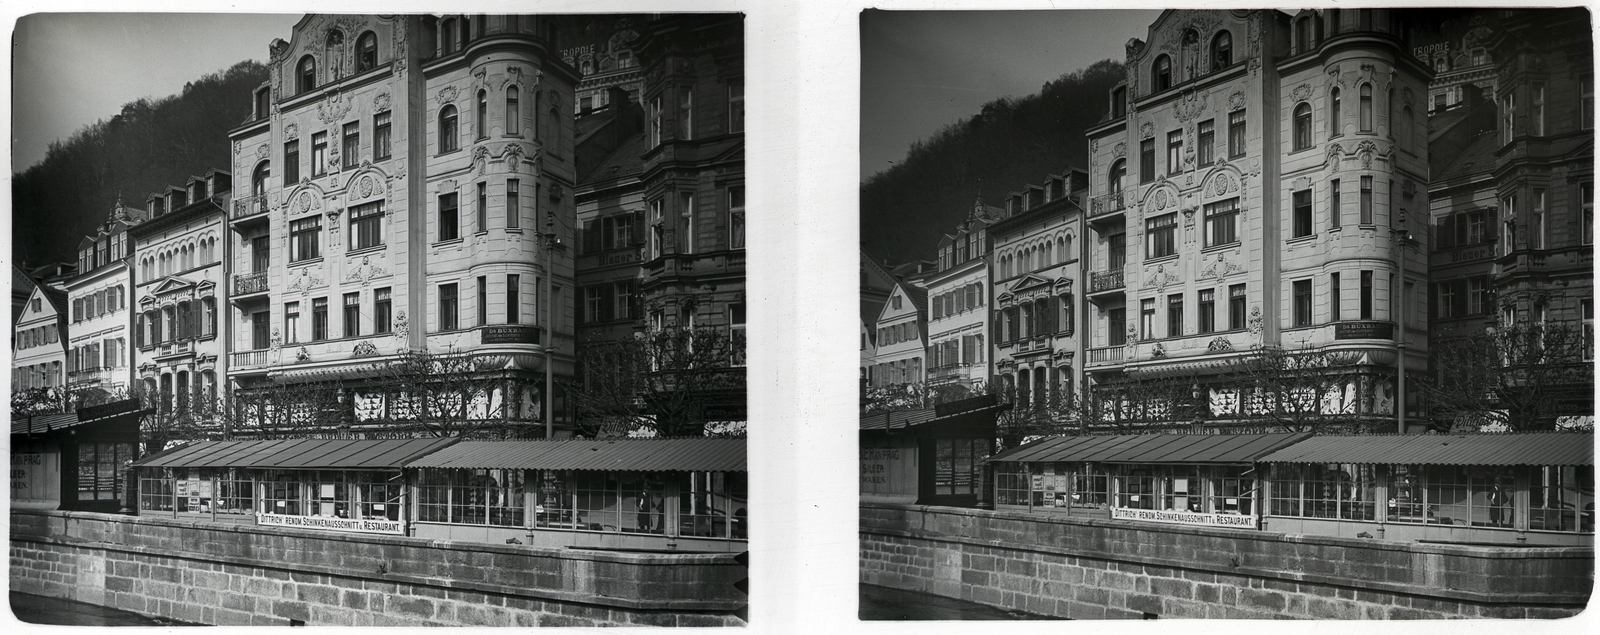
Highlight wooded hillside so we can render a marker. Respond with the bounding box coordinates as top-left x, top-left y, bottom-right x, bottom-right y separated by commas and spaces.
12, 60, 269, 267
861, 59, 1124, 266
